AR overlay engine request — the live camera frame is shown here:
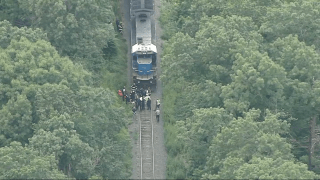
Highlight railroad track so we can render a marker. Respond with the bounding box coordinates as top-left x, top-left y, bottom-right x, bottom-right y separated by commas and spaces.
138, 108, 155, 179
